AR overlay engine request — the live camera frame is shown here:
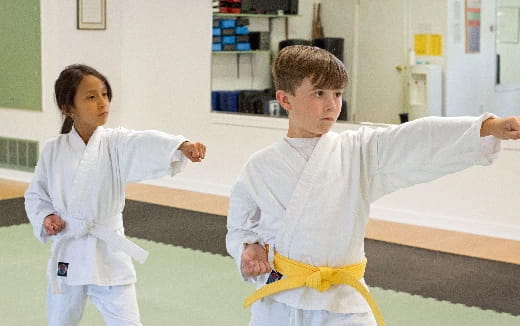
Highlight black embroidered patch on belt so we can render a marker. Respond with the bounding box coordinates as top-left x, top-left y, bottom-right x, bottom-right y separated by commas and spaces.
57, 262, 69, 277
266, 270, 283, 284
